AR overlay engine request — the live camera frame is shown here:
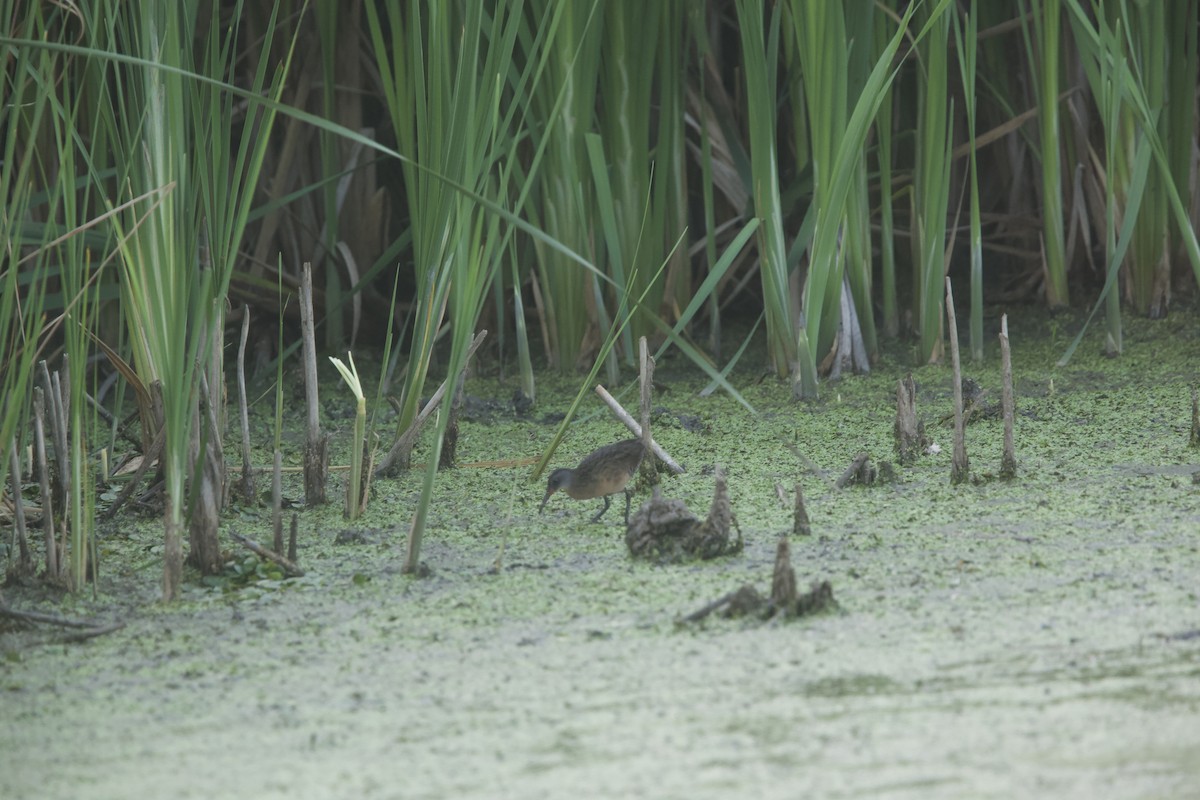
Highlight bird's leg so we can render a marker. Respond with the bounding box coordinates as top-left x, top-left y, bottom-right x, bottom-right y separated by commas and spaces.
622, 489, 633, 525
590, 494, 612, 523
